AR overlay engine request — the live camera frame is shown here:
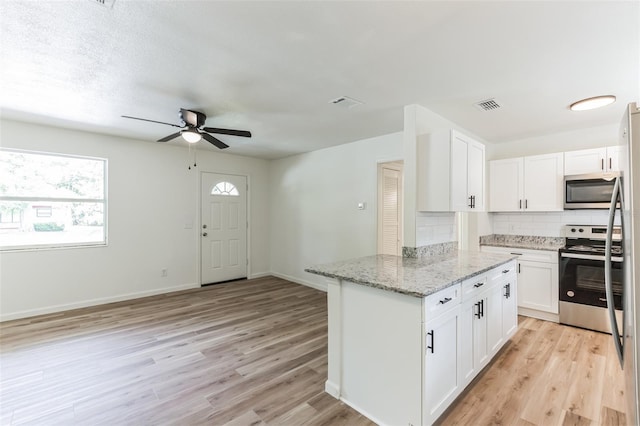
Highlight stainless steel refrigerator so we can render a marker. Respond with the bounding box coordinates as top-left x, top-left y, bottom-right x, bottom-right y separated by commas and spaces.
608, 102, 640, 424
